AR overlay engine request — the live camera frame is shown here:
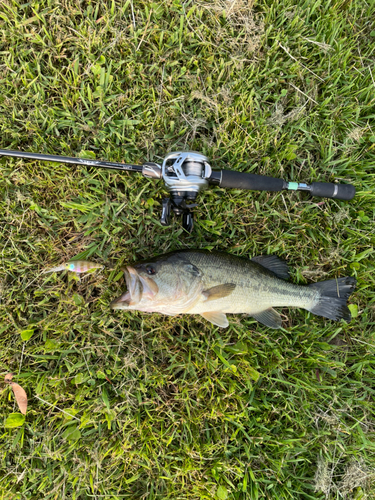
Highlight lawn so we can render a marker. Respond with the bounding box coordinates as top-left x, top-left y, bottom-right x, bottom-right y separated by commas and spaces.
0, 0, 375, 498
